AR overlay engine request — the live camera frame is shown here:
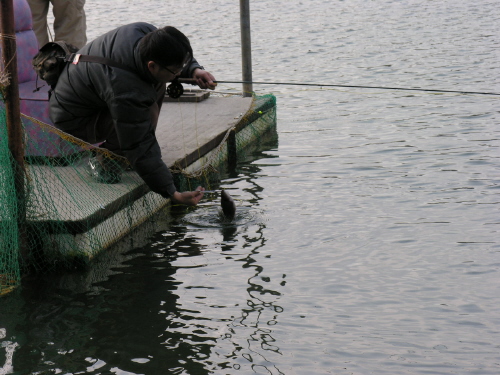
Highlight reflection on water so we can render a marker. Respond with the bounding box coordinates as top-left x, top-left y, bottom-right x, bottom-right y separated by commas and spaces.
182, 197, 265, 229
0, 128, 280, 374
0, 329, 17, 375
